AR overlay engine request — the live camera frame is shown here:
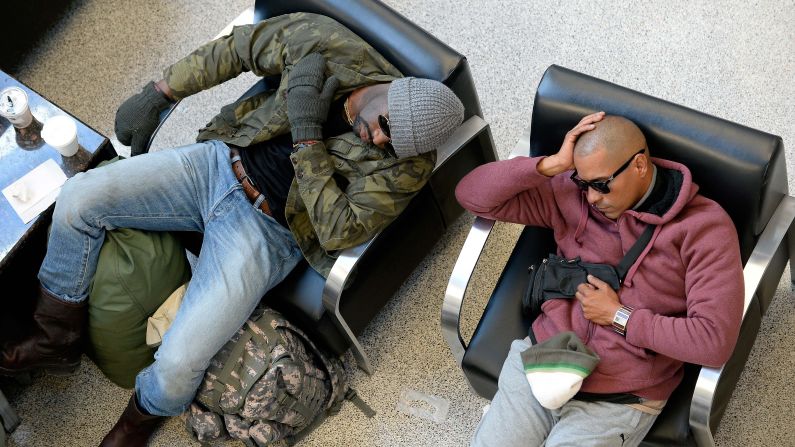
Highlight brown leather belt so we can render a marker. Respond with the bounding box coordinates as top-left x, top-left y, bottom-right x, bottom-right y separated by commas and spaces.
229, 147, 272, 217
